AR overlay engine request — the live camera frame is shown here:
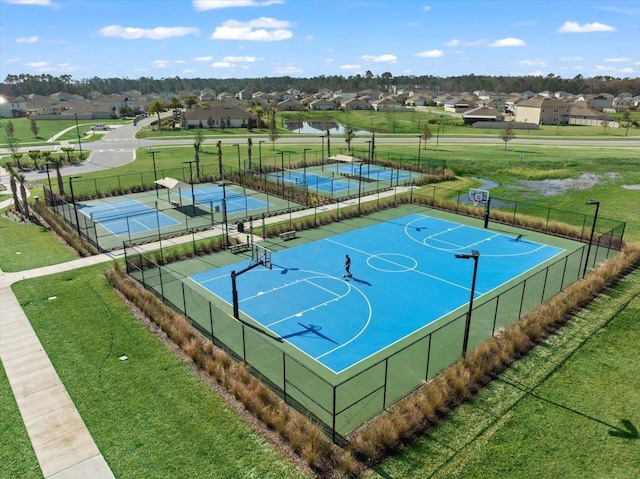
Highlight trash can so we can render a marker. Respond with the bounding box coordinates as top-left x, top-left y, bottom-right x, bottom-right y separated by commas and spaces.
237, 222, 244, 233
